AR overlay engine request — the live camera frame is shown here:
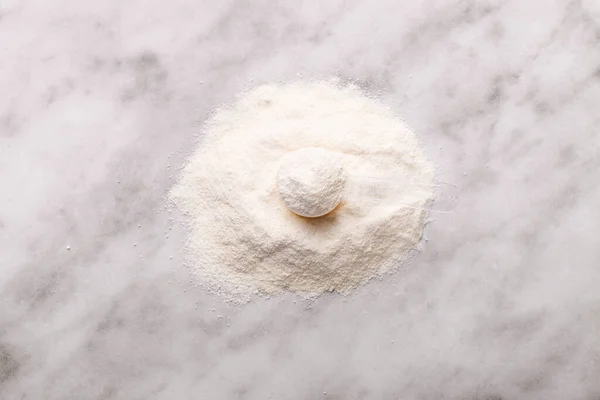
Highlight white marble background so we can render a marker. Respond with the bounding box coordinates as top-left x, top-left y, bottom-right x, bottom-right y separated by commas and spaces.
2, 0, 600, 399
